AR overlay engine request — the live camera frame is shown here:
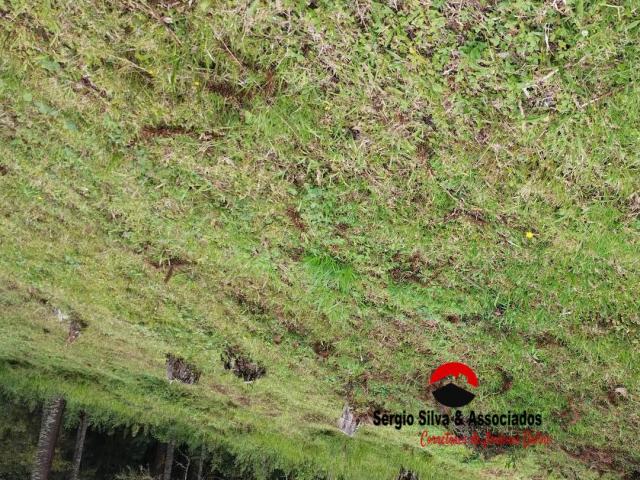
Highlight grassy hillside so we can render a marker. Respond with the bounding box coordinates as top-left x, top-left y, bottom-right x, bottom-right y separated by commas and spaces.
1, 0, 639, 478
